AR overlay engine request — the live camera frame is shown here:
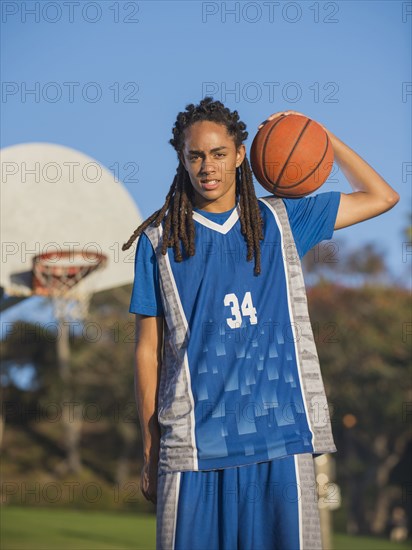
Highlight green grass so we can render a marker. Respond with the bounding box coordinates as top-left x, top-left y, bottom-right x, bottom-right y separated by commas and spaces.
1, 507, 411, 550
1, 507, 156, 549
334, 533, 411, 550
